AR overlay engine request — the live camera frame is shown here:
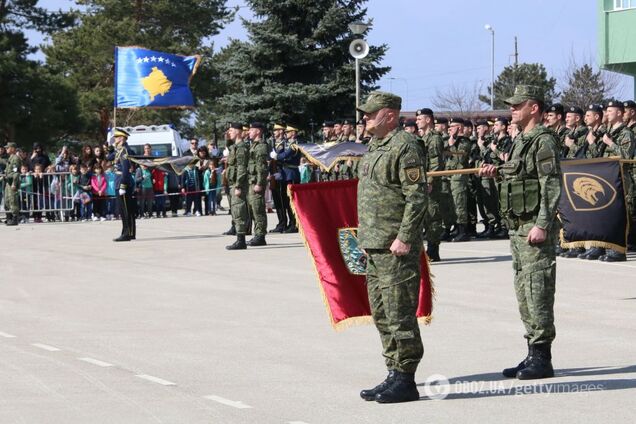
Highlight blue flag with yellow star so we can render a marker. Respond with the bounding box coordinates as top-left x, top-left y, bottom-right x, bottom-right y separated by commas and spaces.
115, 46, 201, 108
